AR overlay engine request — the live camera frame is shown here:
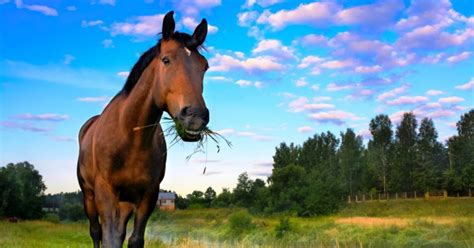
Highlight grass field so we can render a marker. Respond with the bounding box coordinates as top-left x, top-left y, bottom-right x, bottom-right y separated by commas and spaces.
1, 198, 473, 247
